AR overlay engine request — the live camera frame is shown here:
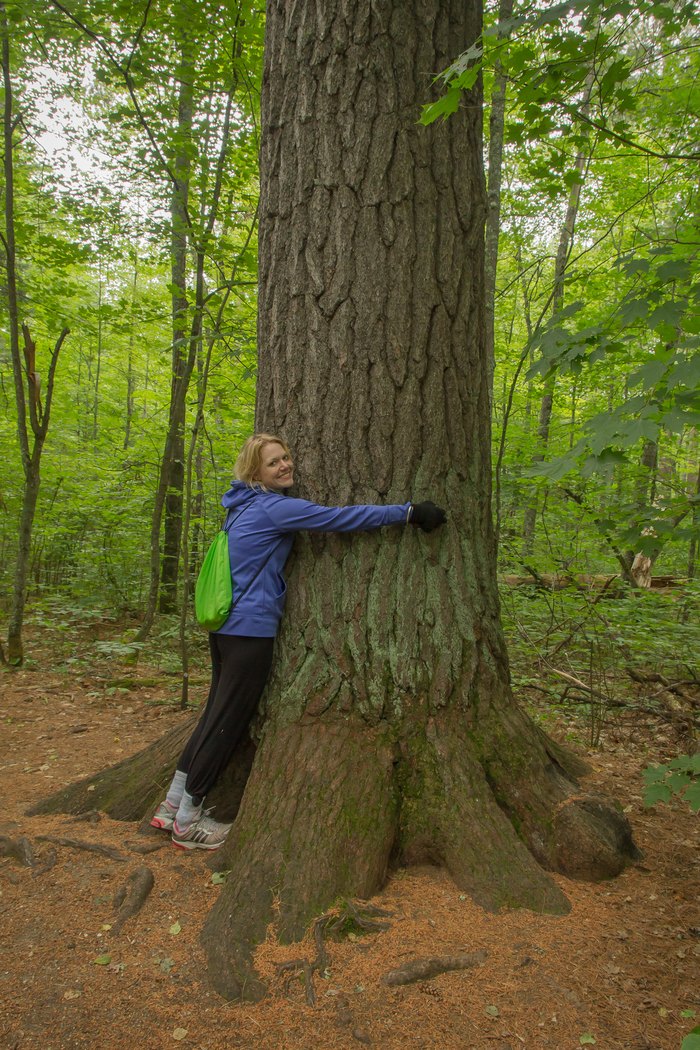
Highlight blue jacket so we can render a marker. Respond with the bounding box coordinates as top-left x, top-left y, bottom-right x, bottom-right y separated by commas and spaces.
216, 481, 411, 637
